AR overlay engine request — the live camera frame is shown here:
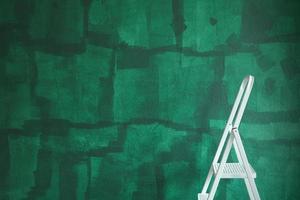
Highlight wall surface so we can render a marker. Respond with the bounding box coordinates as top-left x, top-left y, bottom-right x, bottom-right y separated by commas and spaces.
0, 0, 300, 199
